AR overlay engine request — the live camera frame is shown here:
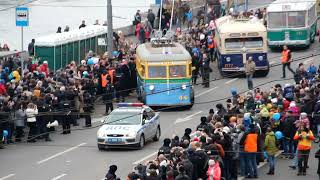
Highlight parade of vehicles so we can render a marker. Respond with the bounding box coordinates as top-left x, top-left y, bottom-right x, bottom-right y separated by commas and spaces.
267, 0, 318, 48
97, 103, 160, 150
135, 32, 194, 108
214, 15, 269, 77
